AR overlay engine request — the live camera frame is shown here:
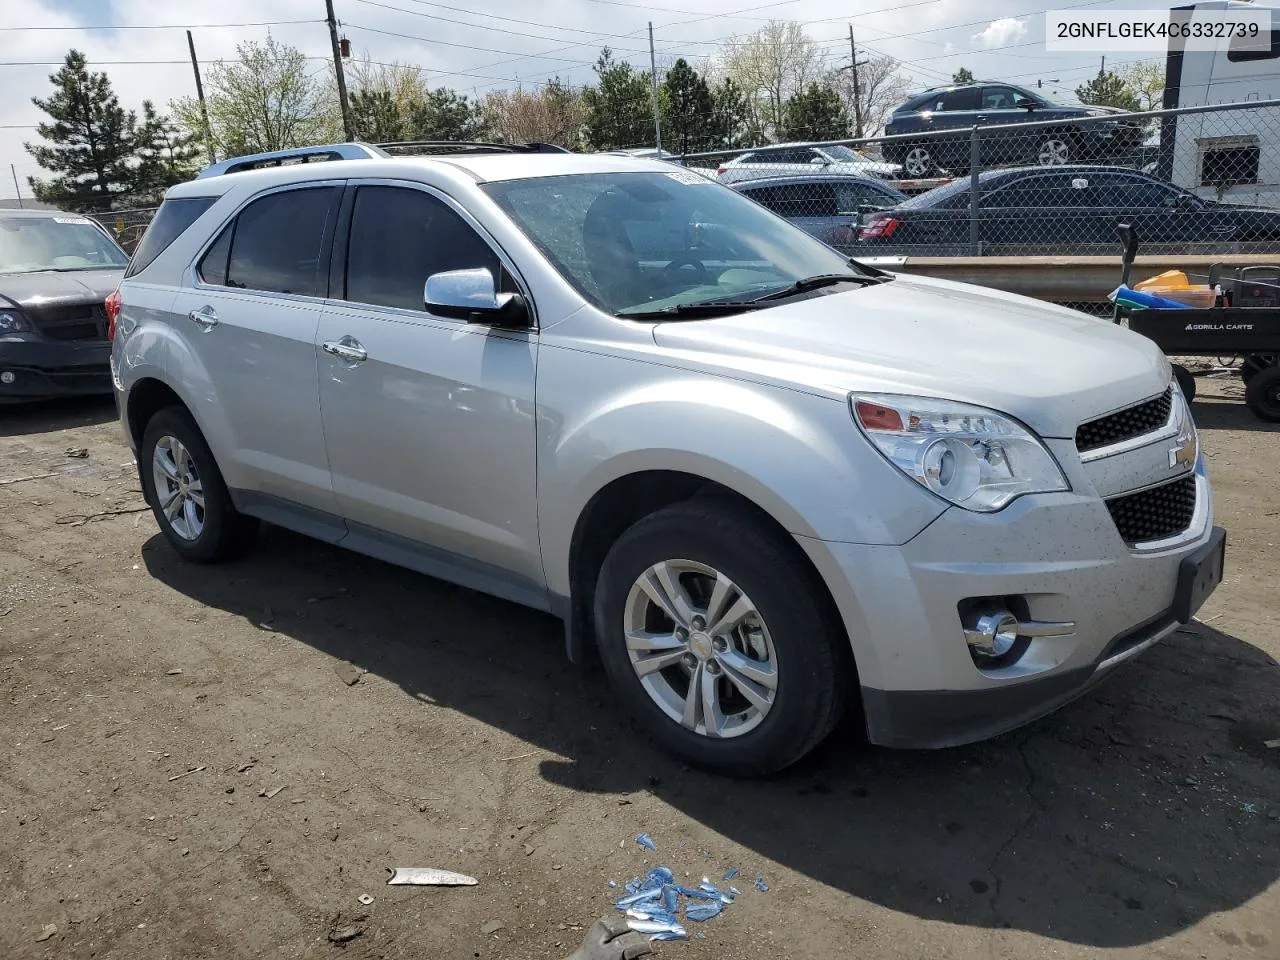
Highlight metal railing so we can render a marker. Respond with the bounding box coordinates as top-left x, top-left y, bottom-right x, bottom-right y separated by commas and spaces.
89, 206, 160, 255
679, 97, 1280, 260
